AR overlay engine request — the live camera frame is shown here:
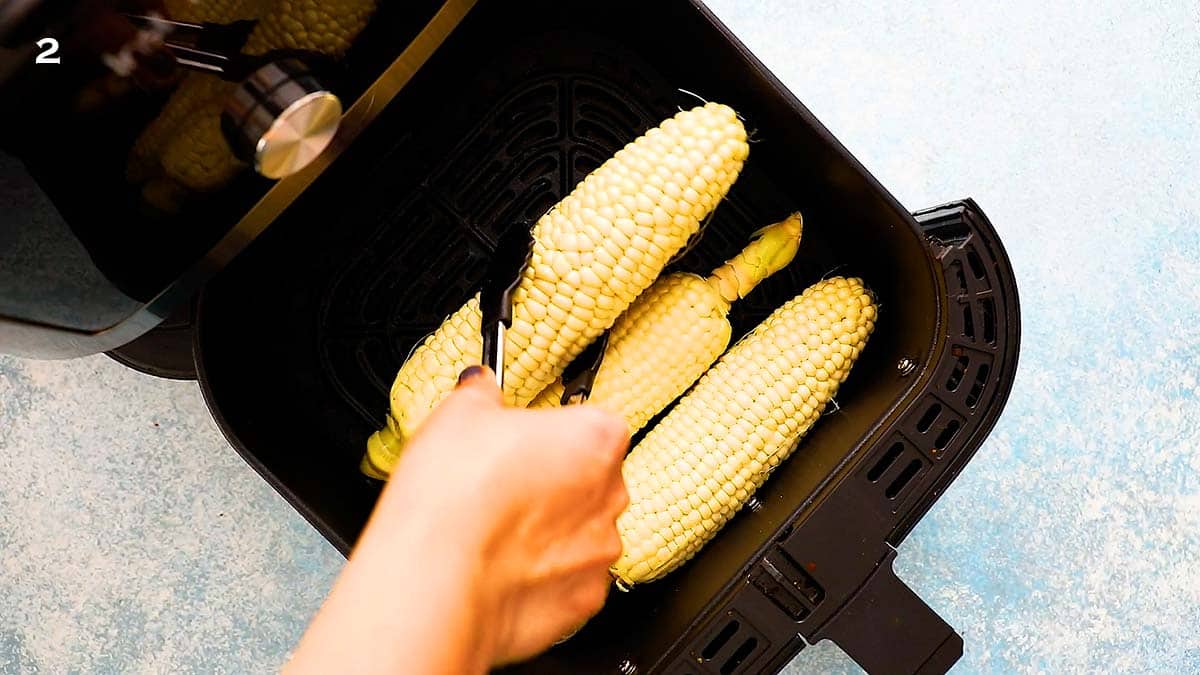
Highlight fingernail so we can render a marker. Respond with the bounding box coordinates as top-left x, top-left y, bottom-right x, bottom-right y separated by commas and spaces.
457, 365, 484, 387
